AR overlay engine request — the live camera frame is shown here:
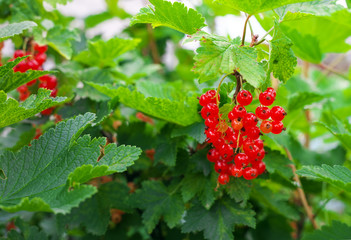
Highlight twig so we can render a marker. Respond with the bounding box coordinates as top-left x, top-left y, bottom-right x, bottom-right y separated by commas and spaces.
318, 63, 349, 80
302, 61, 310, 148
146, 24, 161, 64
233, 71, 243, 103
241, 15, 252, 46
284, 147, 319, 229
253, 26, 274, 46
